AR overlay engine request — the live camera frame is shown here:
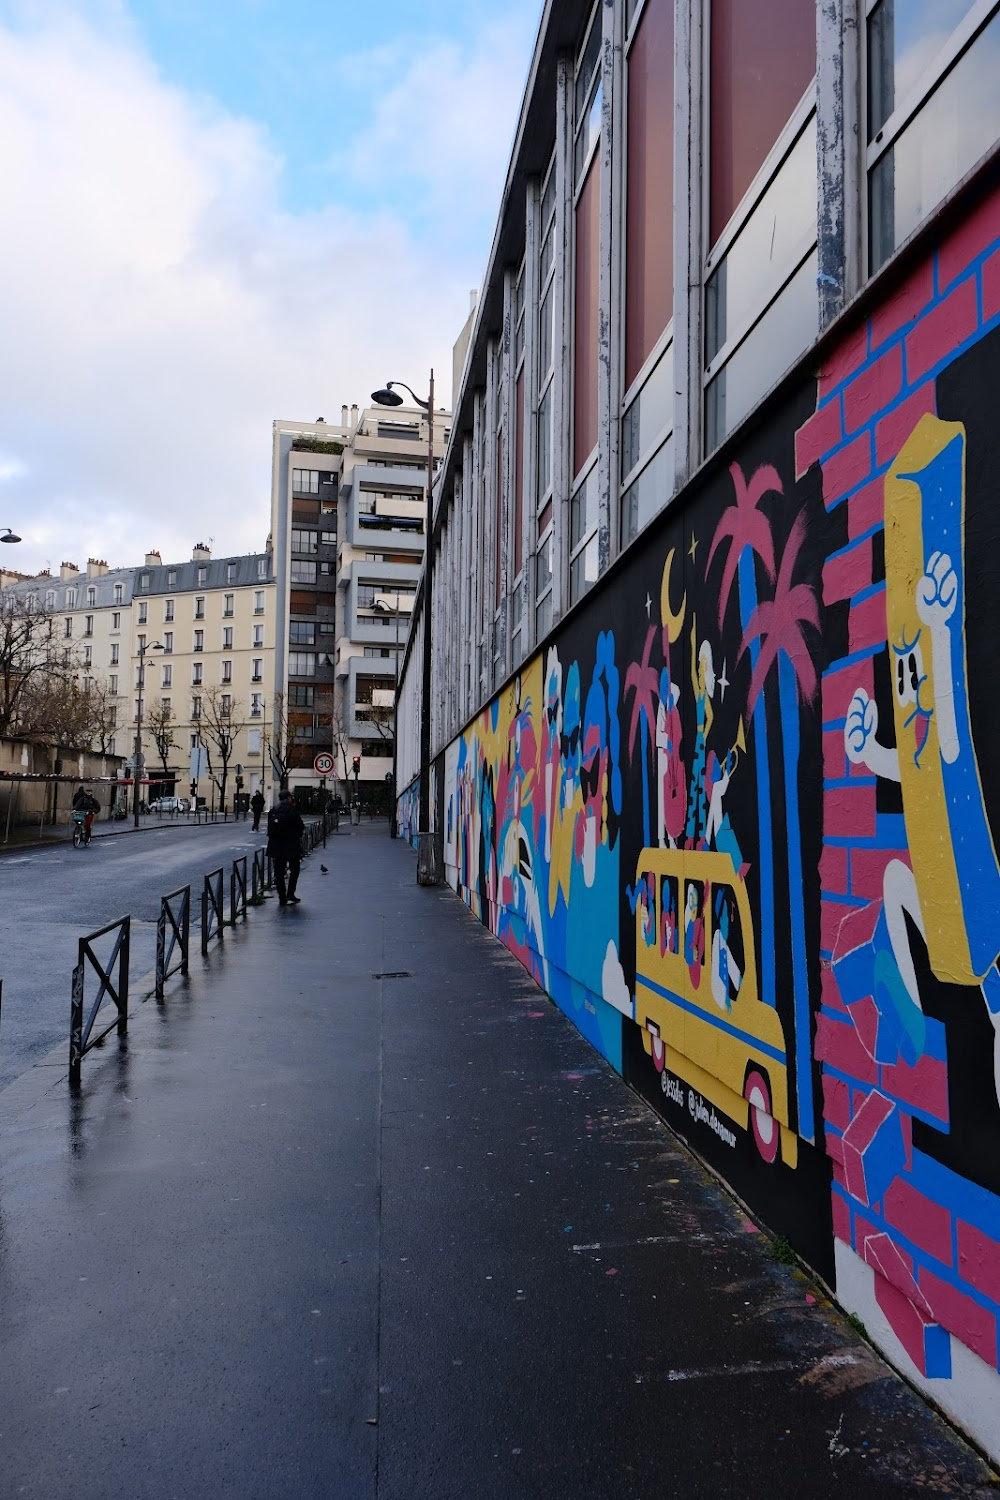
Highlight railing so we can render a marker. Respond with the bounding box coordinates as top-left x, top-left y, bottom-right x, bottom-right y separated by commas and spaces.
69, 916, 131, 1085
252, 848, 268, 902
156, 885, 190, 999
230, 856, 248, 924
201, 868, 225, 955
